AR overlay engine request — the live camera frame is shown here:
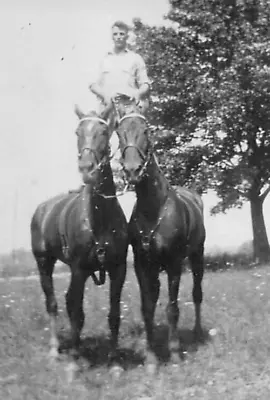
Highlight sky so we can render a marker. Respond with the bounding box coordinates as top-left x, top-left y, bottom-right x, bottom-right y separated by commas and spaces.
1, 0, 270, 254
